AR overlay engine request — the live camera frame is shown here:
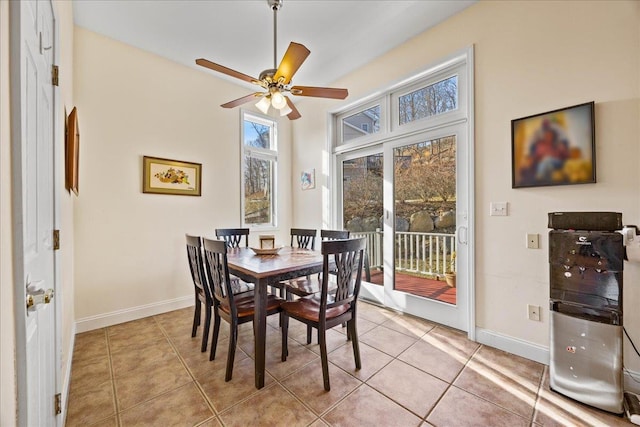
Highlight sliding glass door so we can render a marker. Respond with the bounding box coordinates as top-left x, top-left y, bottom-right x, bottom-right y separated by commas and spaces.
337, 123, 469, 331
